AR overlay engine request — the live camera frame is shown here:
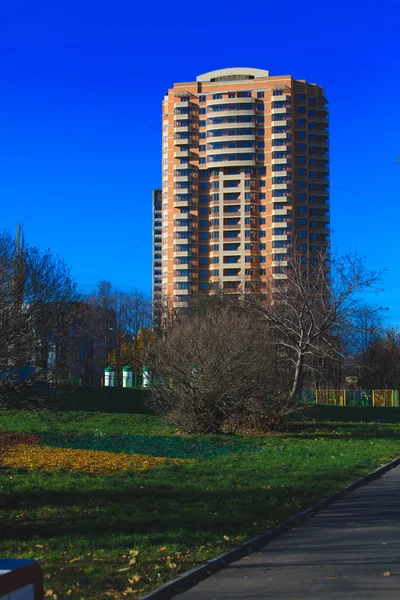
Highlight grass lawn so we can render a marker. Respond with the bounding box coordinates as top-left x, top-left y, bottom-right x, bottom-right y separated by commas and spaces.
1, 409, 400, 599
